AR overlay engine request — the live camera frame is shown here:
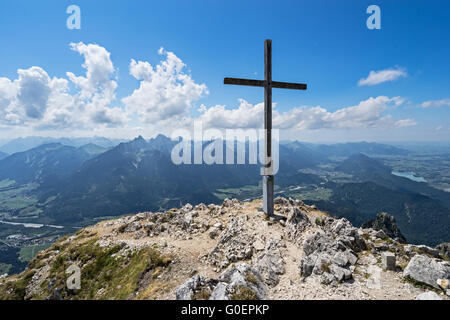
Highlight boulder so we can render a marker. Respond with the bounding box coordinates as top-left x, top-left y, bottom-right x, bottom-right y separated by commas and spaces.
300, 253, 319, 277
209, 227, 220, 239
175, 275, 218, 300
415, 291, 442, 300
412, 245, 441, 258
332, 250, 358, 267
209, 282, 228, 300
329, 264, 352, 282
303, 231, 335, 256
181, 203, 193, 214
327, 218, 367, 252
284, 207, 310, 243
254, 239, 285, 286
216, 263, 266, 300
176, 263, 266, 300
403, 254, 450, 289
222, 198, 233, 208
